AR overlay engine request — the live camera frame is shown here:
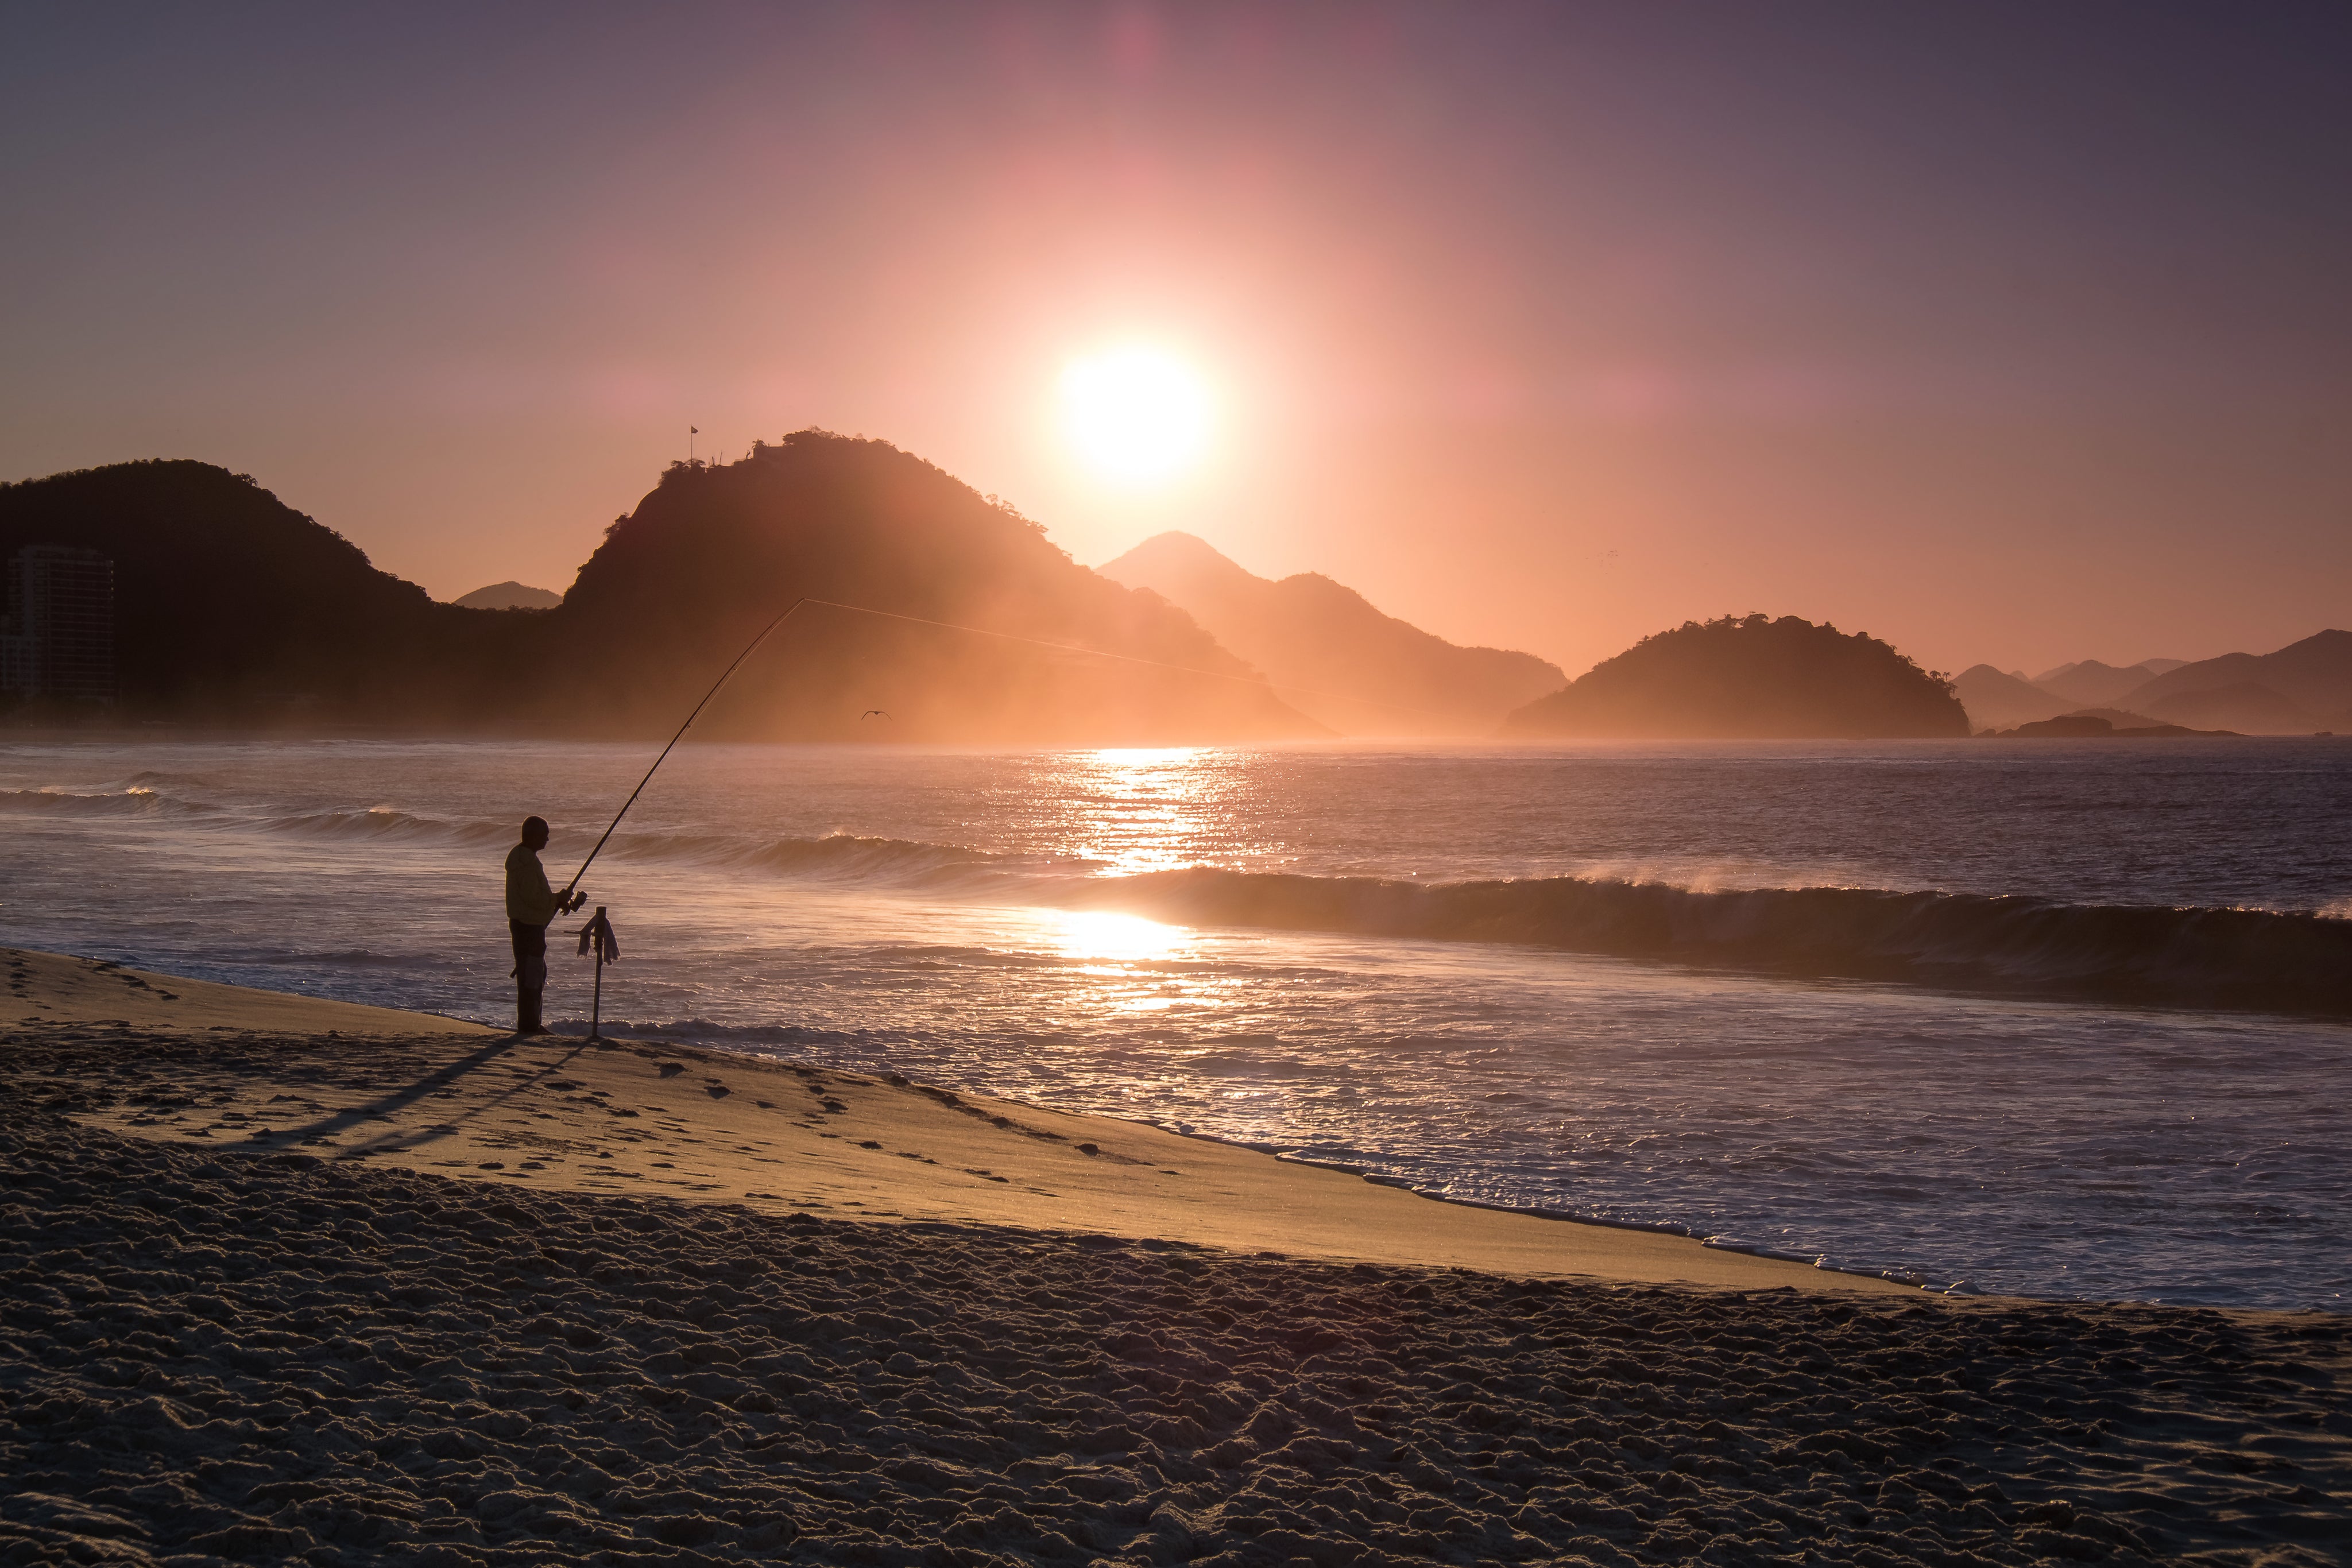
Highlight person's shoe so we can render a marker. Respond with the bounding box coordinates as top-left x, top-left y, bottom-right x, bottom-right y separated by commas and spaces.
517, 990, 545, 1036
